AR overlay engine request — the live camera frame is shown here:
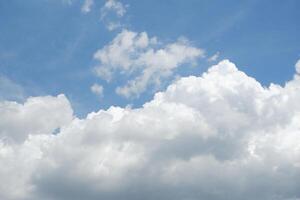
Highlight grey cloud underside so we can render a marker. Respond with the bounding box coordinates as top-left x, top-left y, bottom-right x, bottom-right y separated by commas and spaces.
1, 60, 300, 200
